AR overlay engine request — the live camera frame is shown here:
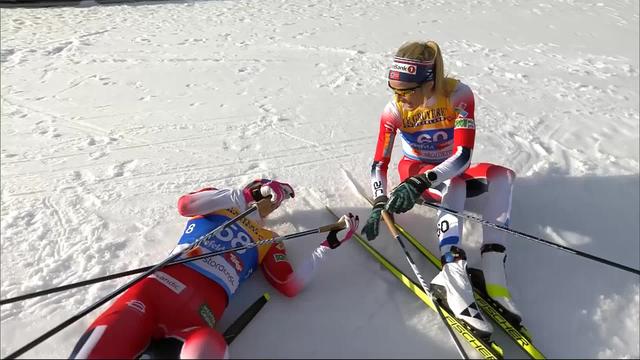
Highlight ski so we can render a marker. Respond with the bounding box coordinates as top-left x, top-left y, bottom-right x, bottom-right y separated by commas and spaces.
138, 292, 270, 359
326, 206, 504, 360
223, 292, 271, 344
349, 180, 545, 359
